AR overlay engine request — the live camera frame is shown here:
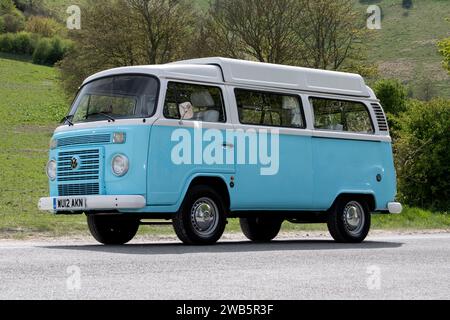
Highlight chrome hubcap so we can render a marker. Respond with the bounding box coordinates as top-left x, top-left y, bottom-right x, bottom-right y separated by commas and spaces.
343, 201, 365, 236
191, 197, 219, 237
